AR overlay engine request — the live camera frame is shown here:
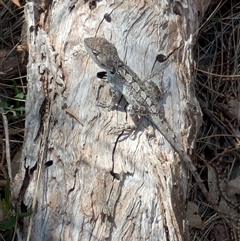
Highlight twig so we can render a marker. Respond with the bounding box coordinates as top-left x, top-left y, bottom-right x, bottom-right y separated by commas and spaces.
0, 107, 12, 180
